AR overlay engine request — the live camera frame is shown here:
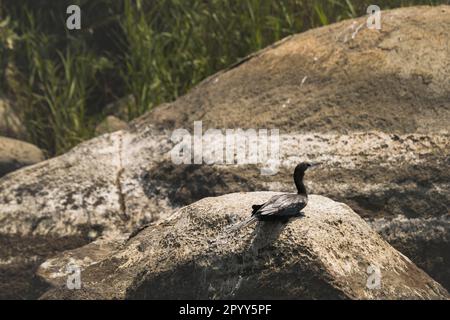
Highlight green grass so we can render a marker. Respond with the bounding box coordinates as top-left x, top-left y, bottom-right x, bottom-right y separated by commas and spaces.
1, 0, 449, 155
